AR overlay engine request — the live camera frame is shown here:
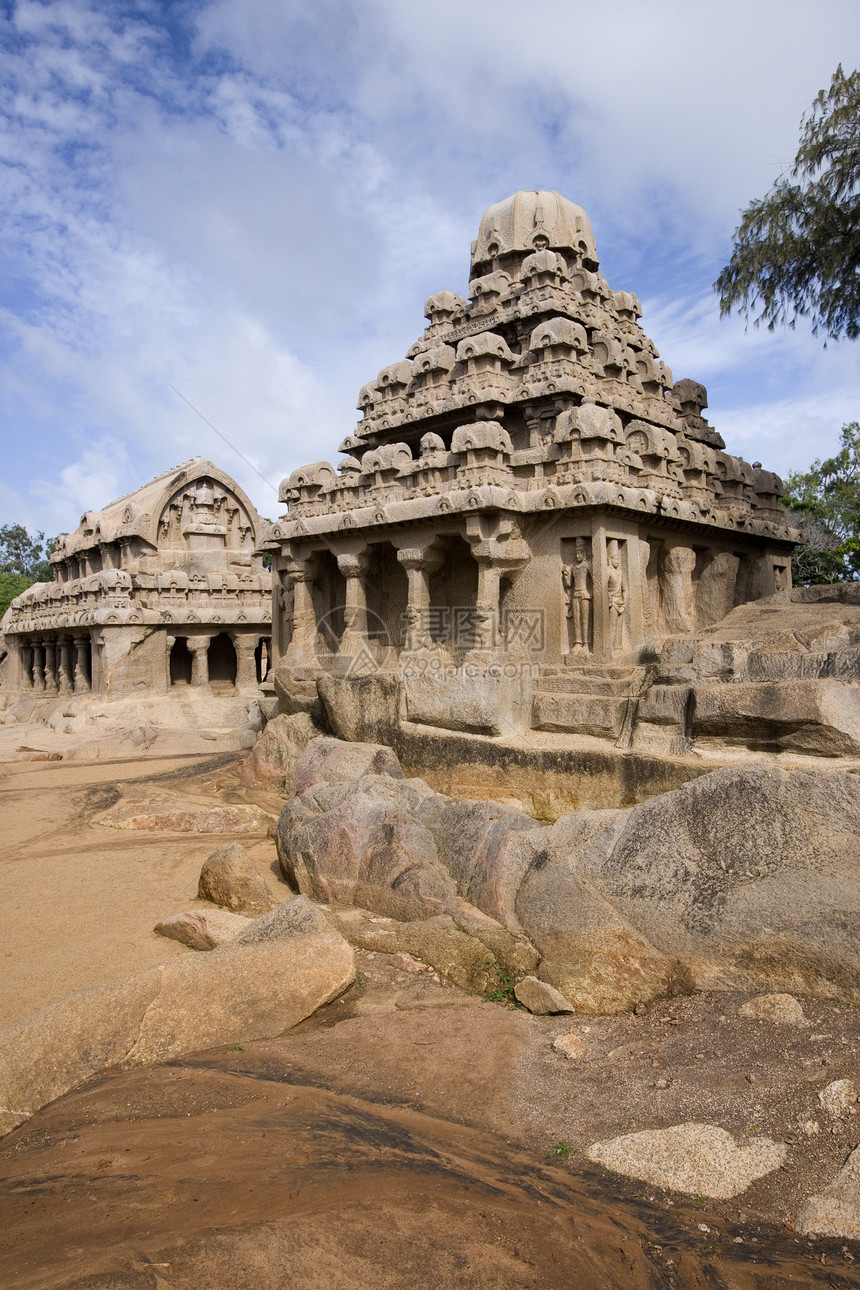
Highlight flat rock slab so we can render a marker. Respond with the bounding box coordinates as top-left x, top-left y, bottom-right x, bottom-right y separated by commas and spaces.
587, 1122, 787, 1199
97, 792, 276, 834
737, 993, 806, 1025
797, 1144, 860, 1238
154, 908, 250, 950
0, 897, 354, 1135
